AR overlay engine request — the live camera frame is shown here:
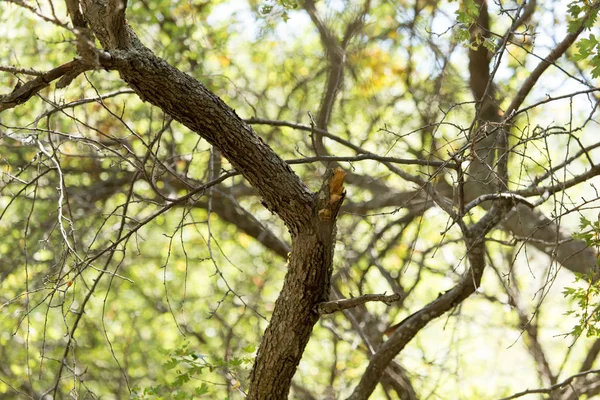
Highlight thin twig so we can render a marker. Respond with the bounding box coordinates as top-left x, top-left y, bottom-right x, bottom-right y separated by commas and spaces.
497, 368, 600, 400
316, 293, 404, 315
